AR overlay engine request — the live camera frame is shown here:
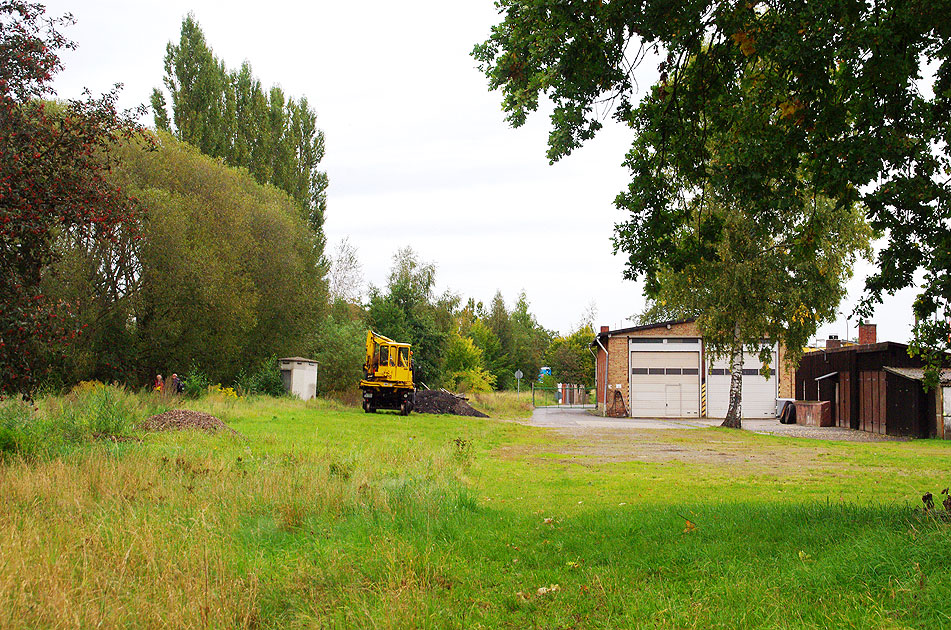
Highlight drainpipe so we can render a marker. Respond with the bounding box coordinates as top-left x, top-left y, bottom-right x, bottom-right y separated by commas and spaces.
595, 335, 609, 417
